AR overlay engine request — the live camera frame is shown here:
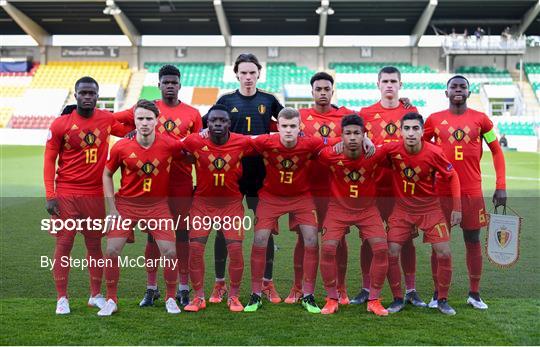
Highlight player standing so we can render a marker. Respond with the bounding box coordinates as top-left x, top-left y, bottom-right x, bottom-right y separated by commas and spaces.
424, 75, 506, 309
114, 65, 202, 307
208, 54, 284, 304
286, 72, 363, 305
99, 100, 183, 316
182, 105, 253, 313
351, 66, 425, 307
44, 76, 130, 314
244, 108, 332, 314
317, 114, 389, 316
384, 112, 462, 315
